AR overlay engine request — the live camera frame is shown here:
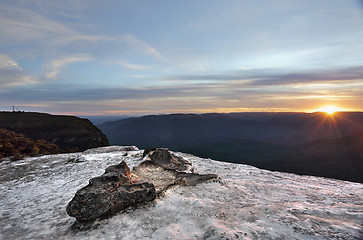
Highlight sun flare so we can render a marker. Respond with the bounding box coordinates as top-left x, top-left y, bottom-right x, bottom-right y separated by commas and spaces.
317, 106, 341, 115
